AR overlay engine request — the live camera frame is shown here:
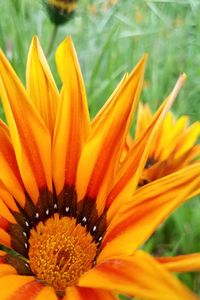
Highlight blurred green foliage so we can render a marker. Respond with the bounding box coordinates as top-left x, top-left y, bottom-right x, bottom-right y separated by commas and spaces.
0, 0, 200, 296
